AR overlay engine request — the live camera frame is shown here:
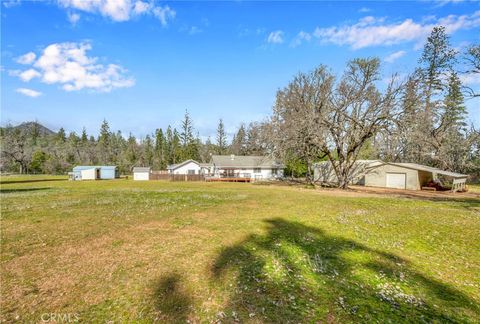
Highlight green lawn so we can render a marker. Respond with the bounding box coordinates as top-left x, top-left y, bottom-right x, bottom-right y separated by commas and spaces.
1, 176, 479, 323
